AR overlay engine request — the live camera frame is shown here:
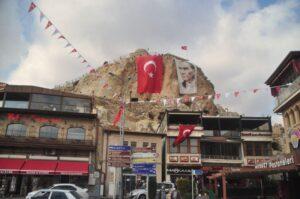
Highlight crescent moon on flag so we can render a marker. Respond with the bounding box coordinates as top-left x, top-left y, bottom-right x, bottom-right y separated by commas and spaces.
183, 129, 191, 136
143, 60, 157, 73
